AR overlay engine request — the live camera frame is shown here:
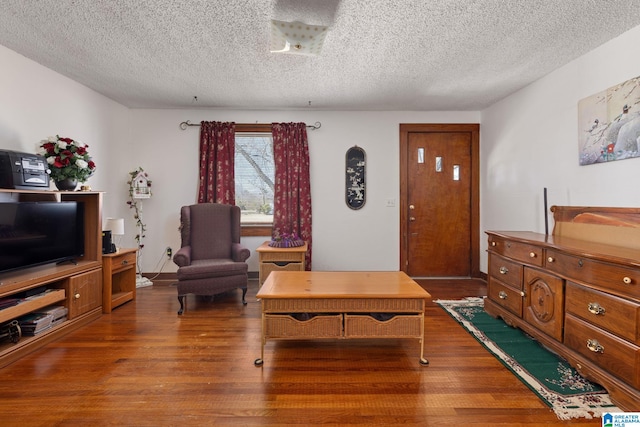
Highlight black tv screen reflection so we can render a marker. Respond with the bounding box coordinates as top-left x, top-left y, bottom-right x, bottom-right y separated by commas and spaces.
0, 202, 84, 274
